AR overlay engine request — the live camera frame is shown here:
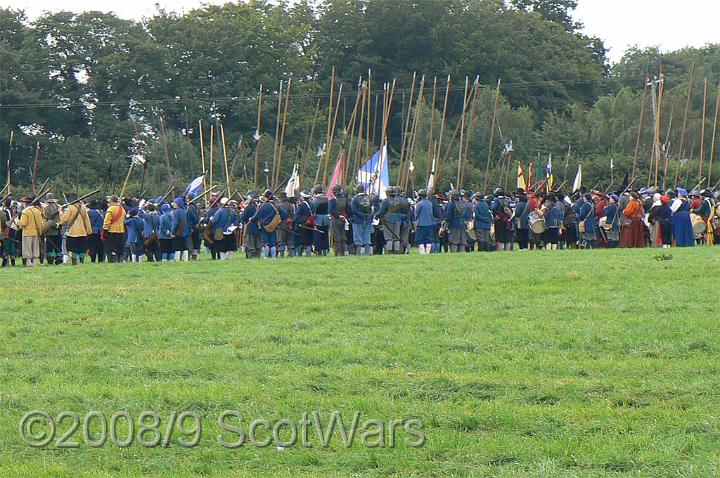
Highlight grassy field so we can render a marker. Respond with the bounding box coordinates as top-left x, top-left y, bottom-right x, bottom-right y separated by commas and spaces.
1, 247, 719, 477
